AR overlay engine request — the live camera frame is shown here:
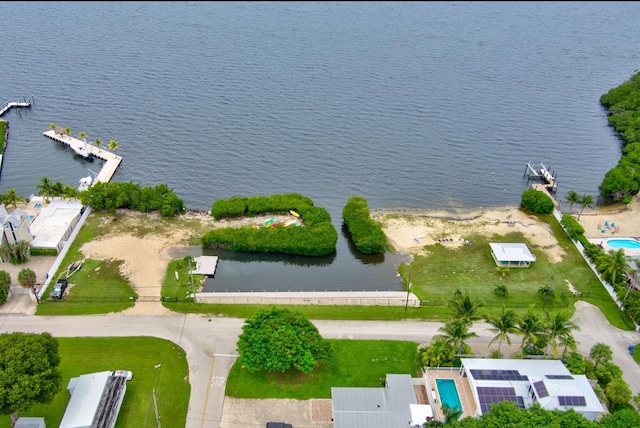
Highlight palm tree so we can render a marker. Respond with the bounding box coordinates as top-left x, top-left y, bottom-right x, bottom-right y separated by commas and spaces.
62, 184, 78, 200
494, 284, 508, 297
36, 176, 55, 203
590, 343, 613, 370
78, 131, 88, 148
435, 319, 478, 361
598, 249, 630, 287
108, 139, 120, 153
559, 333, 578, 358
94, 138, 104, 152
3, 188, 28, 208
17, 267, 39, 304
545, 311, 579, 358
537, 285, 555, 309
441, 404, 463, 425
516, 305, 547, 357
52, 181, 64, 198
64, 127, 72, 137
48, 122, 57, 131
577, 194, 594, 220
496, 266, 510, 278
484, 304, 518, 356
564, 190, 581, 213
448, 292, 484, 325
